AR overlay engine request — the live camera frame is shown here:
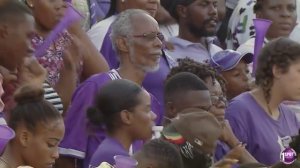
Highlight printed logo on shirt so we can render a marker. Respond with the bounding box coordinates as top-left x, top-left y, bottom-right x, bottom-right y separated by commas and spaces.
280, 147, 297, 165
277, 136, 292, 152
281, 136, 292, 148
